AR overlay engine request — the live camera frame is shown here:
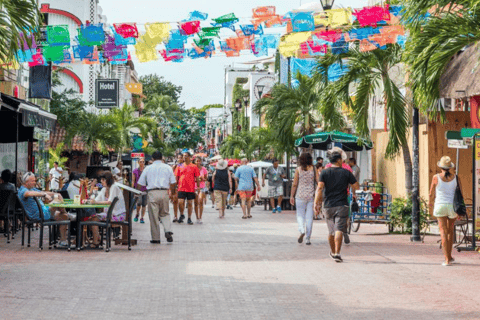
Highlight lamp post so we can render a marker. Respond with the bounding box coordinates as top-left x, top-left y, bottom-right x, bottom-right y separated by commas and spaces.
320, 0, 335, 10
243, 96, 249, 122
